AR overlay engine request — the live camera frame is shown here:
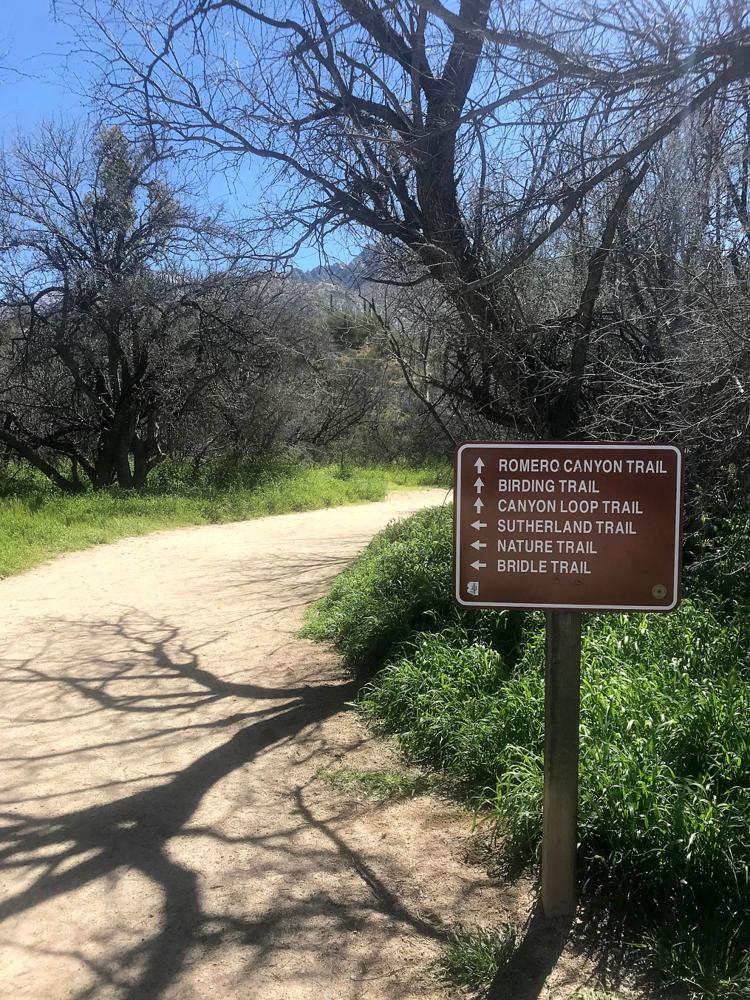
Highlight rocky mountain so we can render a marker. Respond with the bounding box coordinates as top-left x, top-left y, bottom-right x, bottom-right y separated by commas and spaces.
292, 247, 381, 289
